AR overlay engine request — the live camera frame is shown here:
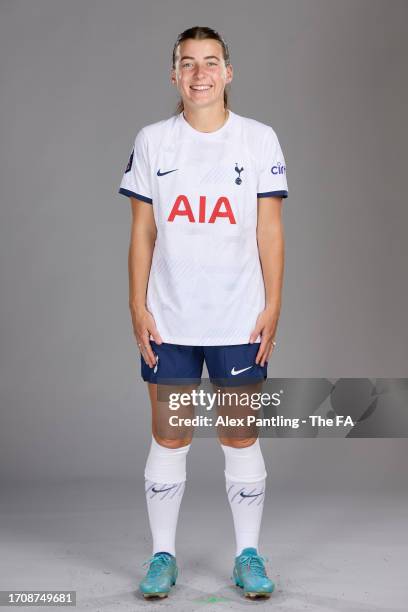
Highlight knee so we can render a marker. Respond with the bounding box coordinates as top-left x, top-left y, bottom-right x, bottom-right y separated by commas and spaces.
218, 436, 258, 449
153, 434, 193, 449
